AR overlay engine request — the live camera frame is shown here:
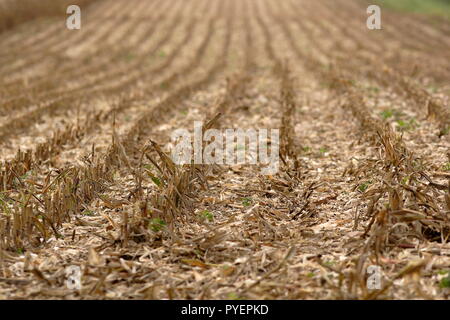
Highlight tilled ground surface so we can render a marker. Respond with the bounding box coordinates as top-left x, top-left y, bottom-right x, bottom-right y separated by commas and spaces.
0, 0, 449, 299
